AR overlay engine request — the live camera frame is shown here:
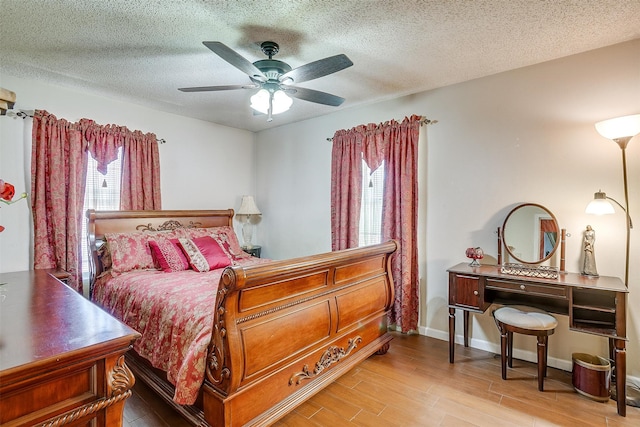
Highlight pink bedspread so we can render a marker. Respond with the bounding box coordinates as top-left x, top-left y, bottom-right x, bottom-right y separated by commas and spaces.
93, 257, 268, 405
